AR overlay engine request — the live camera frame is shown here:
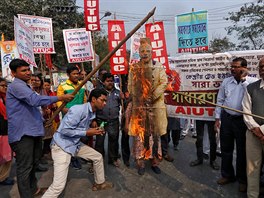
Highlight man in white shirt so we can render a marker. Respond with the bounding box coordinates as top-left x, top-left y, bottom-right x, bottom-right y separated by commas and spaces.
215, 57, 258, 192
